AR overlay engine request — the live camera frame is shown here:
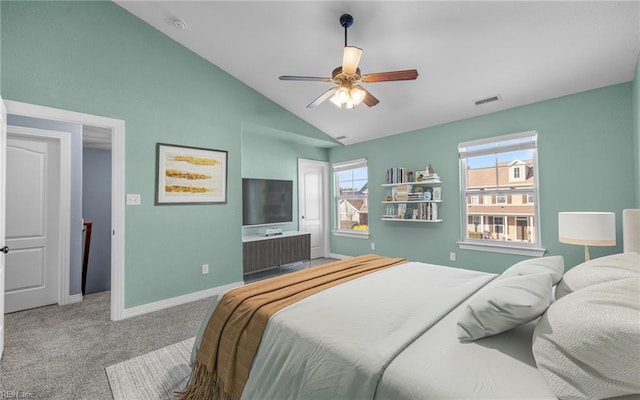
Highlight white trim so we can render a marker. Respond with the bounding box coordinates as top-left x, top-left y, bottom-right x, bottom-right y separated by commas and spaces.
298, 158, 330, 258
459, 130, 537, 155
457, 241, 546, 257
7, 126, 72, 306
332, 158, 367, 172
328, 253, 349, 260
122, 281, 243, 320
5, 100, 126, 321
66, 293, 83, 304
332, 230, 370, 239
